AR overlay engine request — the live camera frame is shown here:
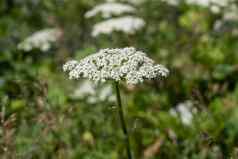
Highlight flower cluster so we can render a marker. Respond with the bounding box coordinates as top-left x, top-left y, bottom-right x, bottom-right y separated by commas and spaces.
214, 4, 238, 30
85, 2, 136, 18
186, 0, 230, 13
63, 47, 169, 84
17, 28, 61, 52
85, 1, 145, 36
163, 0, 238, 33
106, 0, 145, 5
164, 0, 234, 13
170, 101, 197, 125
92, 16, 145, 36
72, 80, 116, 104
161, 0, 179, 6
